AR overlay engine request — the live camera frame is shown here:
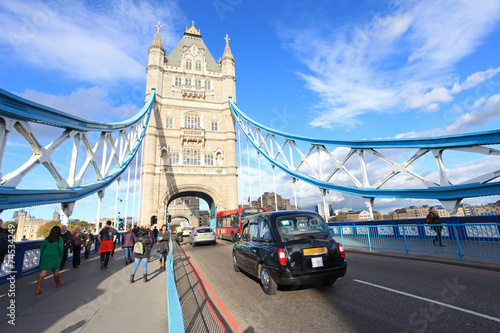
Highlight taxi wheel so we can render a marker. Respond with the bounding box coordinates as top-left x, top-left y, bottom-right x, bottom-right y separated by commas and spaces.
322, 279, 336, 286
232, 252, 240, 272
260, 264, 277, 295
